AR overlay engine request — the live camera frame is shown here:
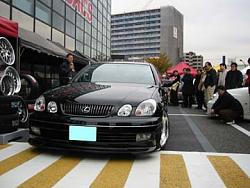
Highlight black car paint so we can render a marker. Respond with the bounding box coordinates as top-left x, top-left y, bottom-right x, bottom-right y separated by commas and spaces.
29, 62, 168, 153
